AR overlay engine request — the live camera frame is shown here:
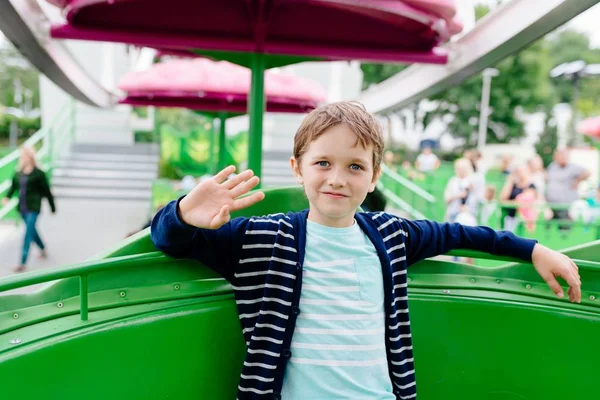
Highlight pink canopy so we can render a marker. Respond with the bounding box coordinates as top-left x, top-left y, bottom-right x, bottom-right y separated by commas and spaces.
48, 0, 462, 65
577, 117, 600, 139
118, 58, 327, 113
